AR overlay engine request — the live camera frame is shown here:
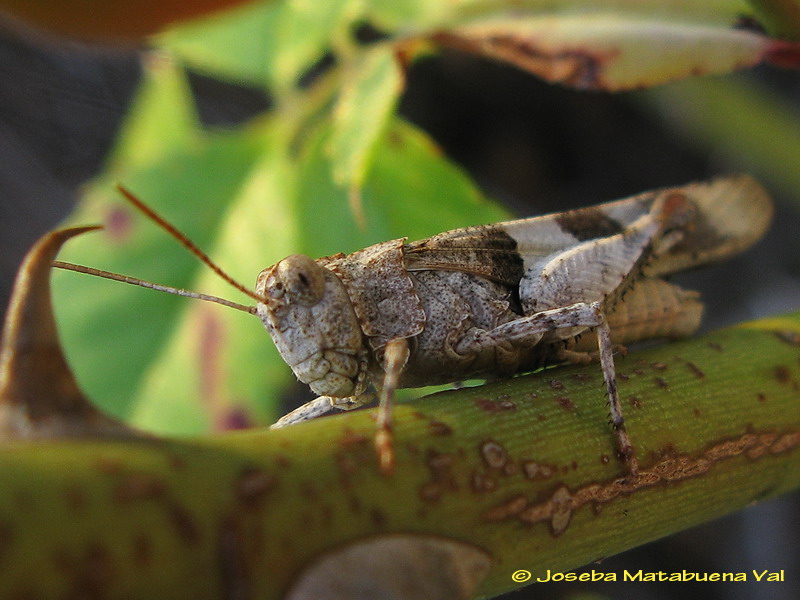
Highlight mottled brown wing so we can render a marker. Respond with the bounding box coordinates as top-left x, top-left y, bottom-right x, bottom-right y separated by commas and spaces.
404, 175, 772, 284
403, 225, 529, 287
